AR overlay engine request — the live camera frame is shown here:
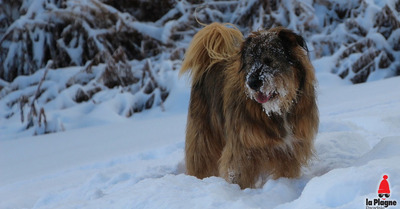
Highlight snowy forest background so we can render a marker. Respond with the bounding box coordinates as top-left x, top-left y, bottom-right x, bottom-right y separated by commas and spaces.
1, 0, 399, 137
